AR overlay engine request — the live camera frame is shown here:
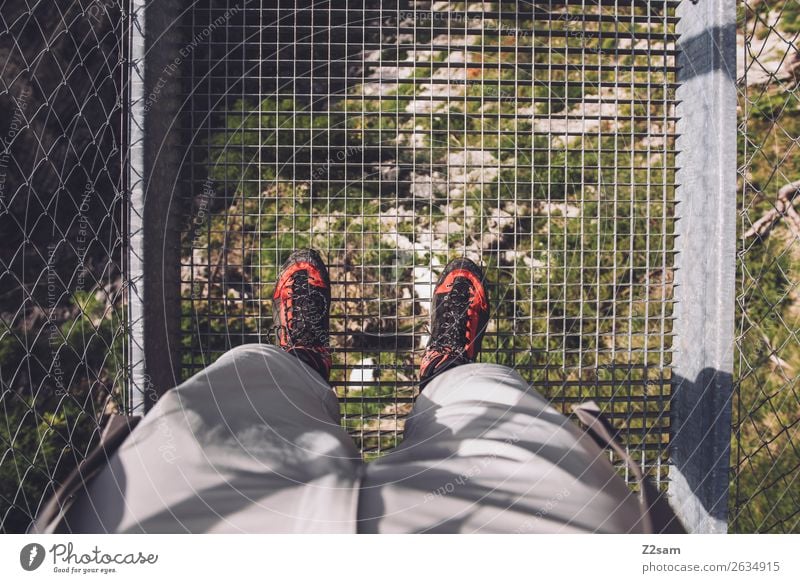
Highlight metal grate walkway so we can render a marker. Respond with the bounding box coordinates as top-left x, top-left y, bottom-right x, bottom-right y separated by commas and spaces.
177, 0, 678, 480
